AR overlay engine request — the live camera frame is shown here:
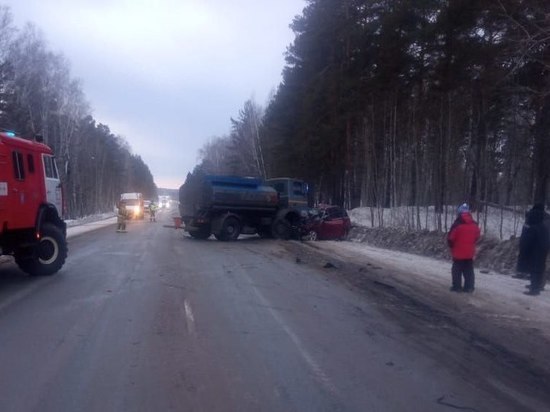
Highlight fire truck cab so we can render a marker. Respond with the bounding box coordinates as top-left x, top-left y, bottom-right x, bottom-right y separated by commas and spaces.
0, 130, 67, 276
